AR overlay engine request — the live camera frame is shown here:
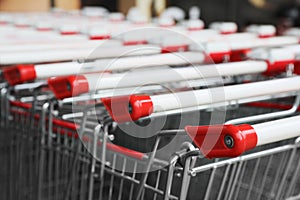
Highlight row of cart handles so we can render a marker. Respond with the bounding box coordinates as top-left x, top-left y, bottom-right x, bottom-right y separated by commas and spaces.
2, 45, 300, 99
0, 35, 297, 65
3, 55, 300, 159
3, 15, 300, 160
10, 99, 300, 159
83, 76, 300, 121
0, 14, 276, 39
